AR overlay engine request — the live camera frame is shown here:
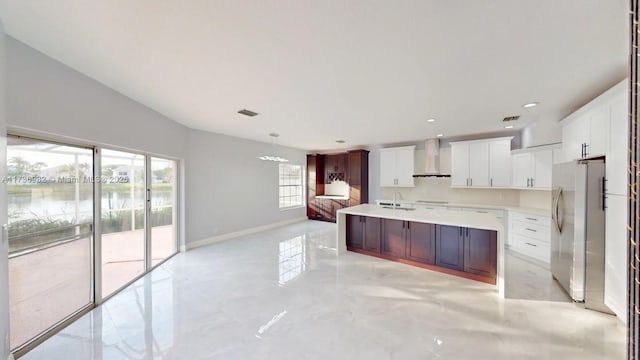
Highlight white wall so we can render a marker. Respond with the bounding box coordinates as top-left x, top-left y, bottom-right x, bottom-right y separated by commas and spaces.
6, 35, 309, 248
0, 22, 10, 360
5, 37, 188, 159
186, 129, 307, 244
367, 145, 382, 203
521, 116, 563, 149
